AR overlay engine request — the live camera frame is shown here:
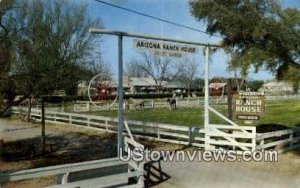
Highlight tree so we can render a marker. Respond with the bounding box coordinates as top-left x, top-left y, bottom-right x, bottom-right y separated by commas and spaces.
175, 57, 199, 93
126, 59, 148, 77
227, 58, 249, 92
281, 66, 300, 94
0, 0, 105, 116
246, 80, 264, 91
190, 0, 300, 78
134, 52, 174, 92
